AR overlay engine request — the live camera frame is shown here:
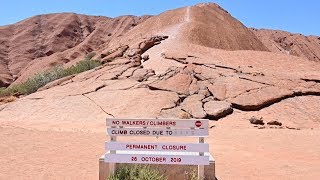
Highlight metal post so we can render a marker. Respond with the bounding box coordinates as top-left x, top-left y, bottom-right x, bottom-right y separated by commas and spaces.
198, 137, 205, 180
109, 126, 117, 175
